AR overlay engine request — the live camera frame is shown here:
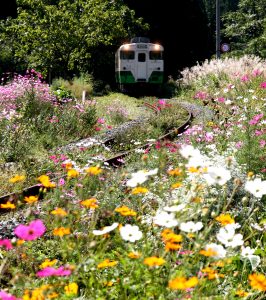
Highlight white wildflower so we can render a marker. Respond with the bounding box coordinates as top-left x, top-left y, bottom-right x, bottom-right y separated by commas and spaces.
244, 178, 266, 198
216, 223, 244, 248
203, 166, 231, 185
92, 223, 119, 236
120, 224, 143, 242
126, 168, 158, 187
241, 246, 261, 270
163, 204, 186, 212
179, 221, 203, 233
153, 211, 178, 228
204, 243, 227, 259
